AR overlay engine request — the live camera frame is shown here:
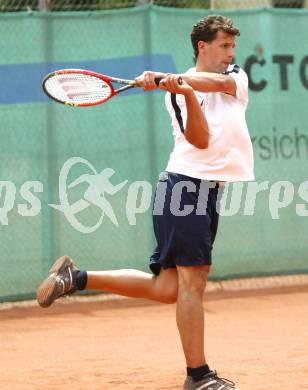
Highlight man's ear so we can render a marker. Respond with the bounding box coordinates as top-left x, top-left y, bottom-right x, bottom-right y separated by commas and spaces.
198, 40, 208, 55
